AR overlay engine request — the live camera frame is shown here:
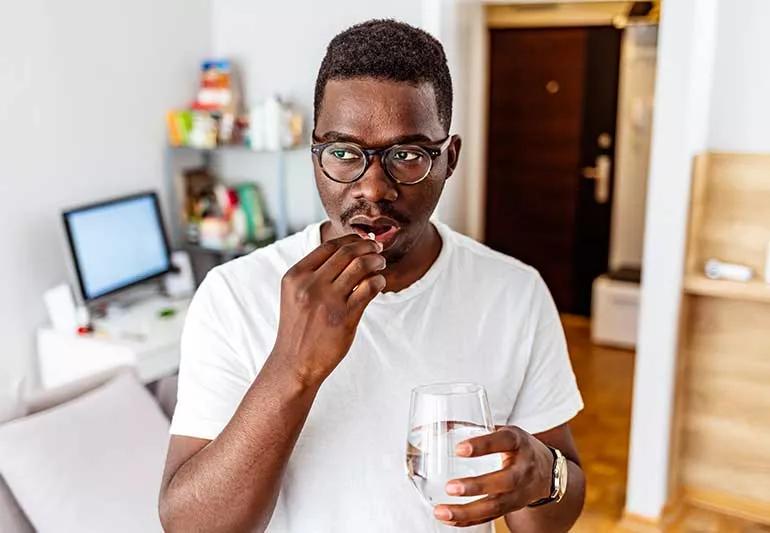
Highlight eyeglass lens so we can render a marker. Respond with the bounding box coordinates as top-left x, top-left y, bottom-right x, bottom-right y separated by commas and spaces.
319, 143, 432, 183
